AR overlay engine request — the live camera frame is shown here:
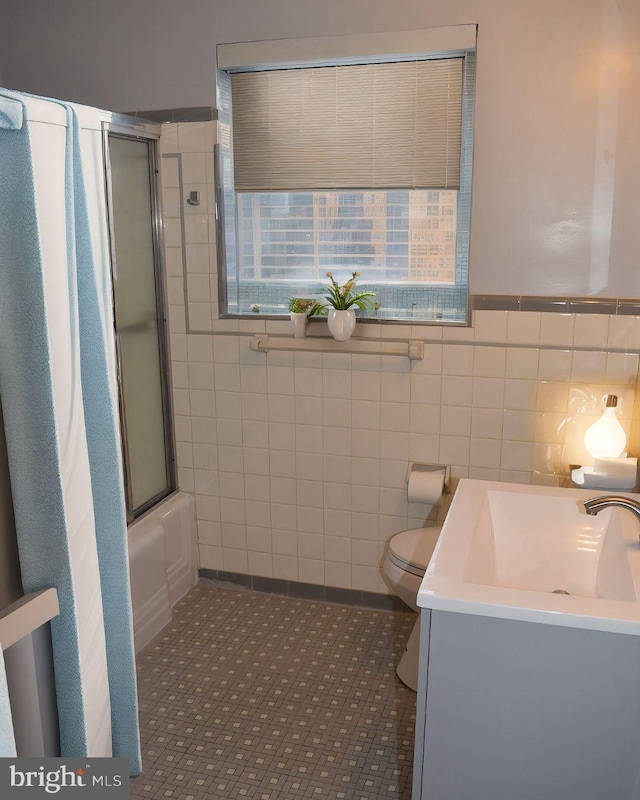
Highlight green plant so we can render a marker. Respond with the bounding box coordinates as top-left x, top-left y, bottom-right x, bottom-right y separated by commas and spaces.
322, 271, 376, 312
289, 297, 324, 315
